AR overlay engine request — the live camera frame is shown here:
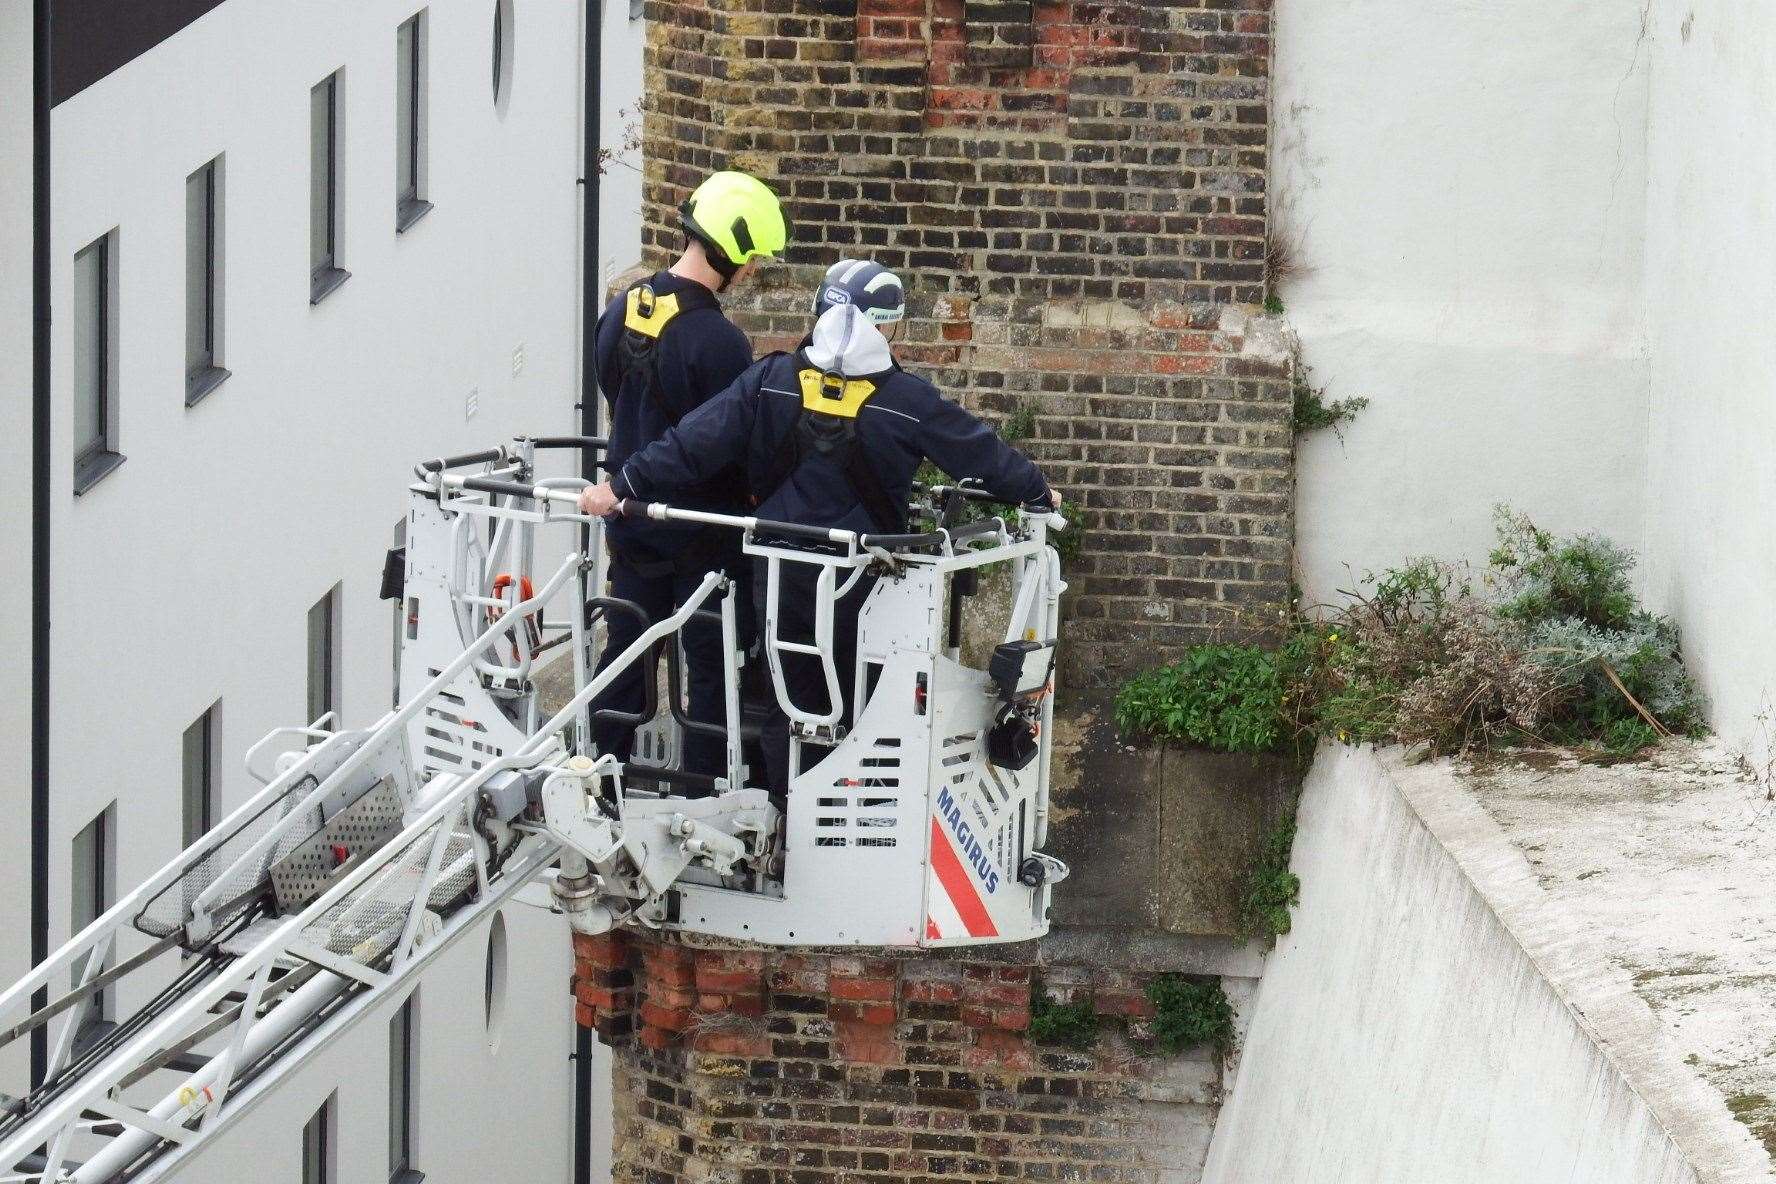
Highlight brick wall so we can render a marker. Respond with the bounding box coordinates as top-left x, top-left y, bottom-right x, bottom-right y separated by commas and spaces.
575, 931, 1227, 1183
634, 0, 1292, 685
587, 6, 1293, 1179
